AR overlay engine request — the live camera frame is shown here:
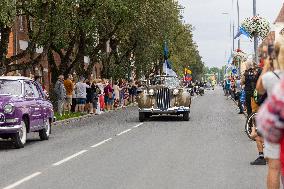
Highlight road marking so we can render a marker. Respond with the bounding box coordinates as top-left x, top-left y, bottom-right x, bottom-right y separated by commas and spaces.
116, 129, 132, 136
3, 172, 42, 189
52, 150, 88, 166
132, 123, 143, 128
91, 138, 112, 148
